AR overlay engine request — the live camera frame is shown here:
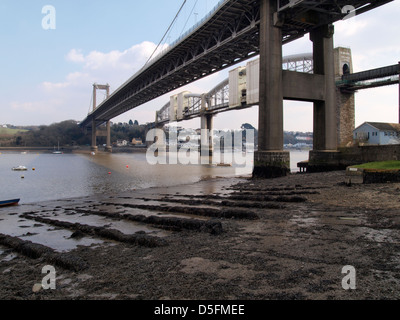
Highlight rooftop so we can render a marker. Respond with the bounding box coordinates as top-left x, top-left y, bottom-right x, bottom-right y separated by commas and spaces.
357, 122, 400, 132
